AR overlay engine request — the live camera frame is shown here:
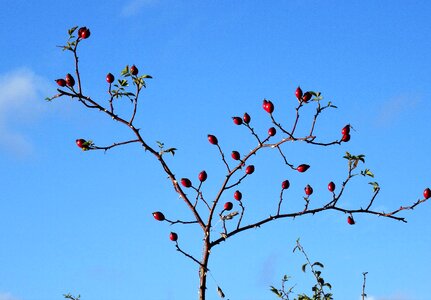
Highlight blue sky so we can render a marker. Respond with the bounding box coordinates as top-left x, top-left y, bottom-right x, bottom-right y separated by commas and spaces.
1, 1, 430, 300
